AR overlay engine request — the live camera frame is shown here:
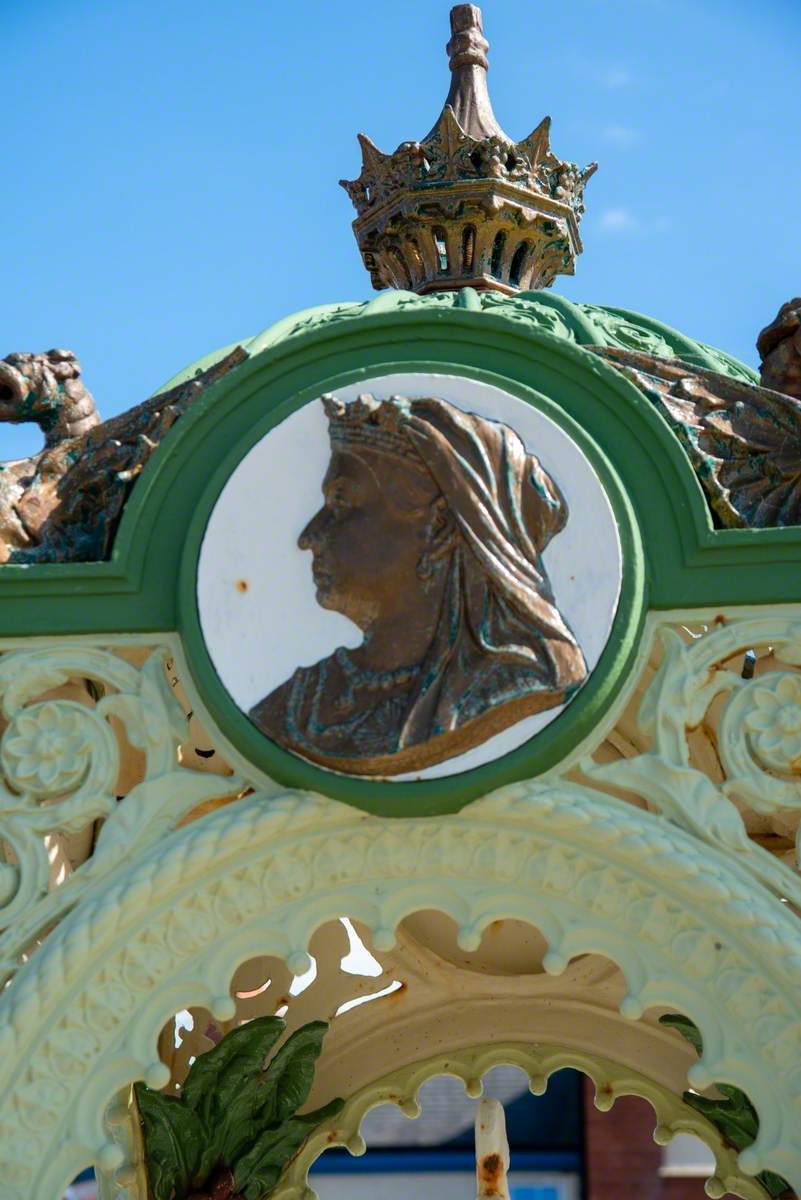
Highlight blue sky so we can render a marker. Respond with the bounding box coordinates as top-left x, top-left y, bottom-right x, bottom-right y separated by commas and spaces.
3, 0, 800, 459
